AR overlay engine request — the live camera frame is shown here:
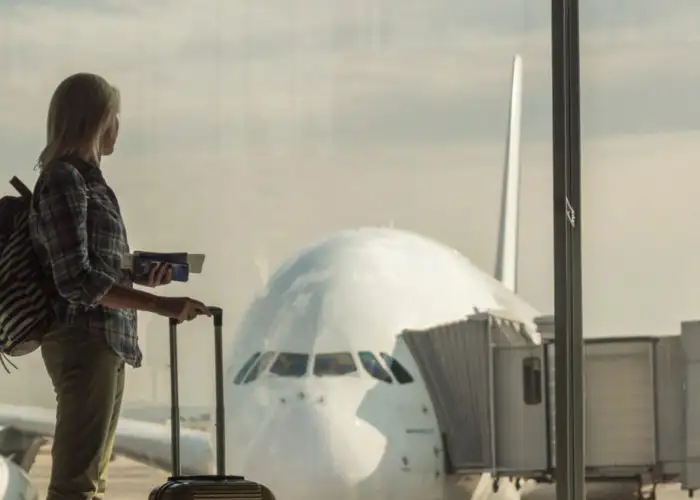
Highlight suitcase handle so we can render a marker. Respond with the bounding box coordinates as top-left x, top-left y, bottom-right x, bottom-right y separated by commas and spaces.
169, 306, 225, 476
